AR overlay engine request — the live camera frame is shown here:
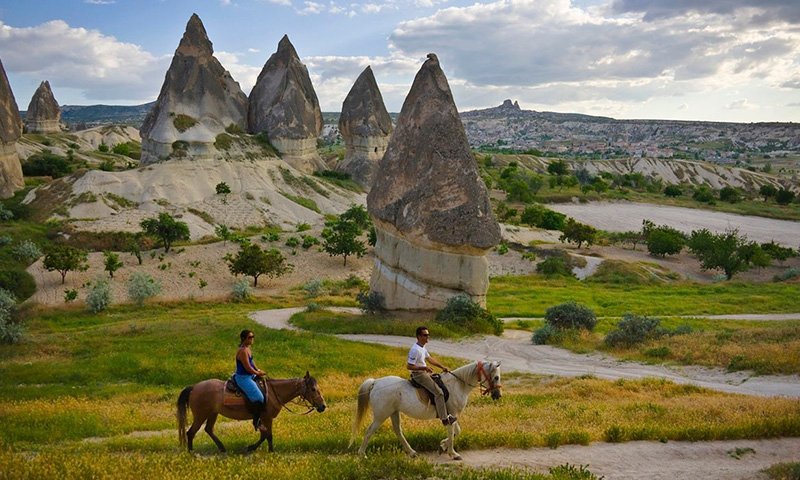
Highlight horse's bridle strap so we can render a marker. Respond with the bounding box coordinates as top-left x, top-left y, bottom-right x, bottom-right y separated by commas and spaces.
476, 361, 501, 396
